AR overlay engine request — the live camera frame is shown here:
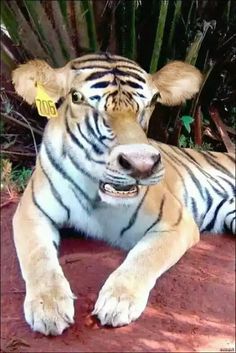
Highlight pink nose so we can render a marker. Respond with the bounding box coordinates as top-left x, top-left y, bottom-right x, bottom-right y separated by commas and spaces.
117, 152, 161, 179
